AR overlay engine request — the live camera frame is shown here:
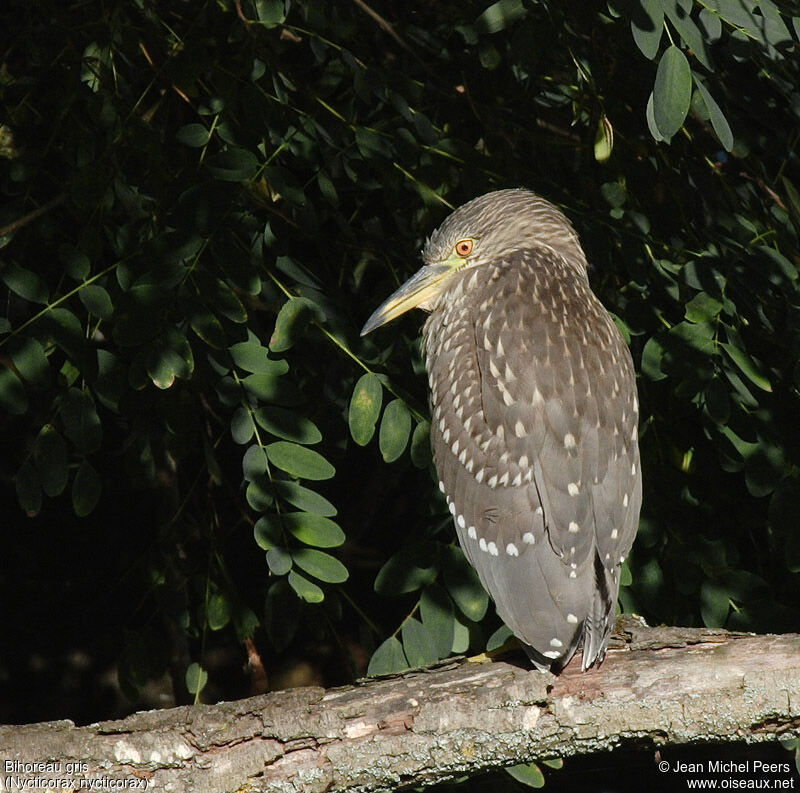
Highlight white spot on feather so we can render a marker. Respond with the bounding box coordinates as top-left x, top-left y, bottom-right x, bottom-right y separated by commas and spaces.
543, 650, 561, 659
522, 532, 535, 545
468, 526, 477, 539
457, 514, 466, 529
564, 433, 576, 449
568, 483, 580, 496
568, 522, 580, 533
479, 538, 487, 552
487, 541, 498, 556
550, 638, 563, 648
506, 543, 519, 556
567, 613, 578, 624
